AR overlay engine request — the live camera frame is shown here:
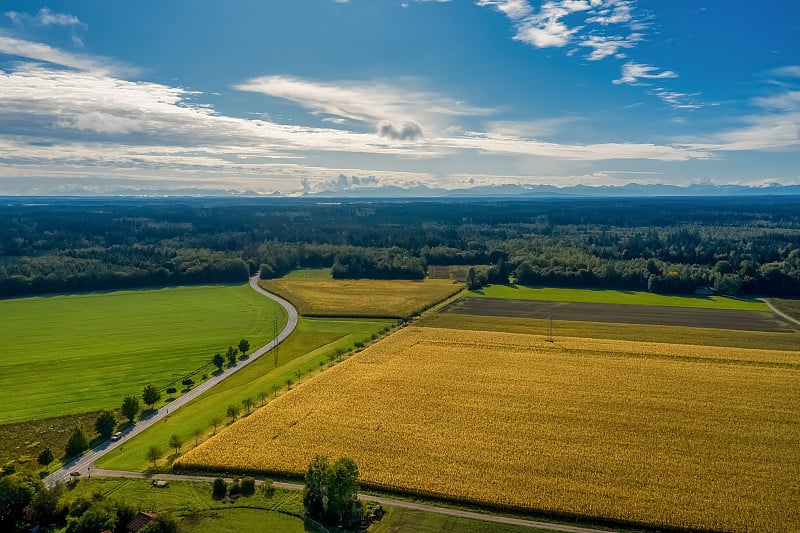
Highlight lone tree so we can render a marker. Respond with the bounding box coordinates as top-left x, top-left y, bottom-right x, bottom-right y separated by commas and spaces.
95, 411, 117, 439
226, 345, 239, 367
37, 447, 54, 467
142, 384, 161, 408
146, 445, 160, 468
238, 338, 250, 356
121, 395, 140, 423
65, 427, 89, 458
212, 353, 224, 372
211, 416, 222, 434
169, 434, 183, 456
226, 404, 240, 422
303, 455, 364, 529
